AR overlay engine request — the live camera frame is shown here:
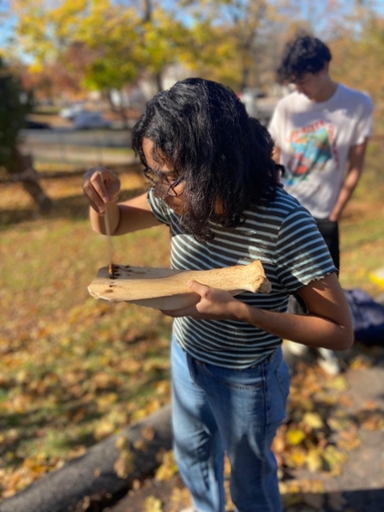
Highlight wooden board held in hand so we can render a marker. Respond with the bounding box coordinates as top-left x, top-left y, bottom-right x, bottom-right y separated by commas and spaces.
88, 260, 271, 311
